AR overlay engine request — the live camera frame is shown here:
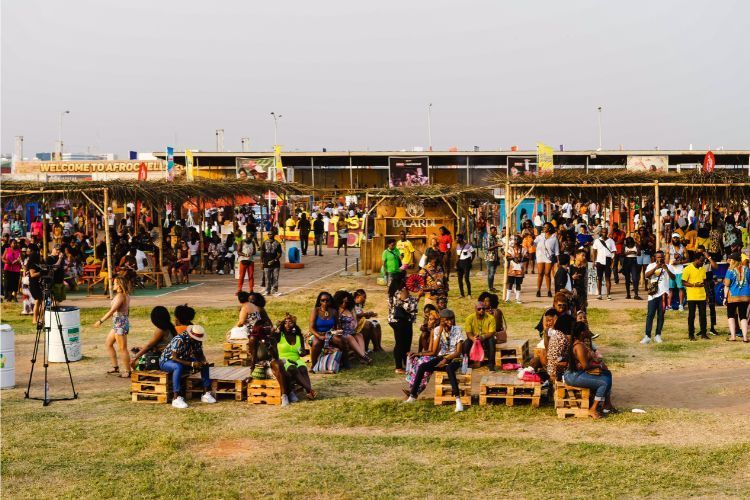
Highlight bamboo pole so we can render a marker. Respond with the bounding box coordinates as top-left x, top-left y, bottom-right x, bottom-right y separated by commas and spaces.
199, 198, 205, 274
42, 199, 48, 260
103, 188, 114, 299
363, 192, 369, 274
501, 181, 512, 301
654, 181, 661, 251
